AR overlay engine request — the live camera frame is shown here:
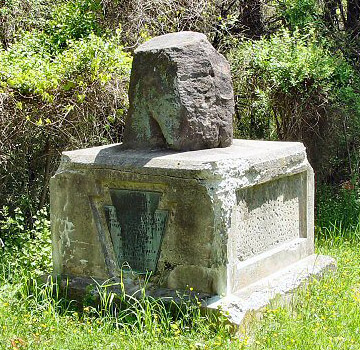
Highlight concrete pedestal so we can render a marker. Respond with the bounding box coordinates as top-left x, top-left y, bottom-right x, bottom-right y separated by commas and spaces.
50, 139, 335, 324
